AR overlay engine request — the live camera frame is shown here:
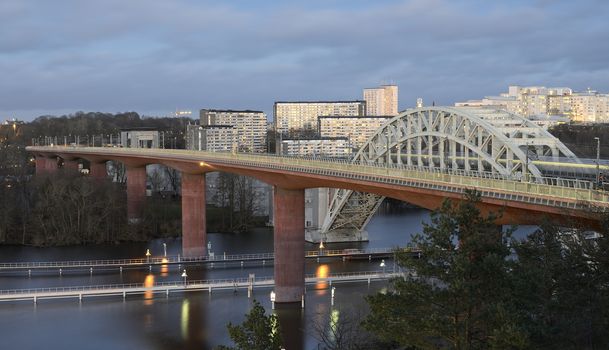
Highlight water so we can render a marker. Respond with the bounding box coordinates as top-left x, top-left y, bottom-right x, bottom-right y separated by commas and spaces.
0, 207, 535, 349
